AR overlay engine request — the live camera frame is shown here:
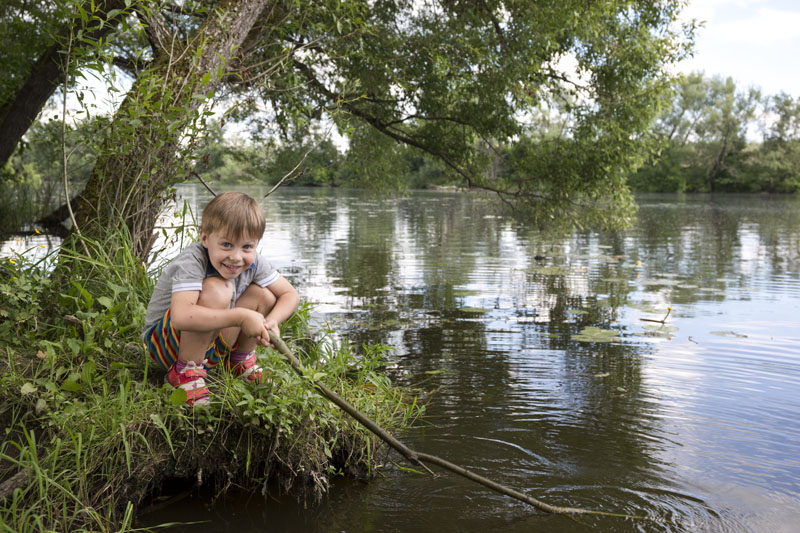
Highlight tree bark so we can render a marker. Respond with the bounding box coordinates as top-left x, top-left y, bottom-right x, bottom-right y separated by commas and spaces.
0, 0, 127, 169
68, 0, 271, 260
